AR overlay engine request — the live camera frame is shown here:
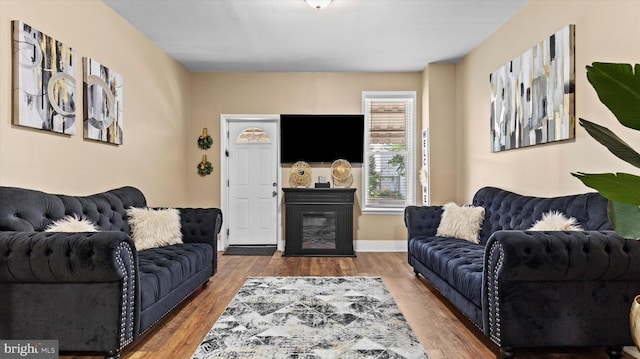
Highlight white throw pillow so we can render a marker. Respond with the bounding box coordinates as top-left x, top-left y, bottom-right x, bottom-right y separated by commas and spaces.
529, 211, 583, 231
127, 207, 182, 251
45, 215, 99, 232
436, 202, 485, 243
